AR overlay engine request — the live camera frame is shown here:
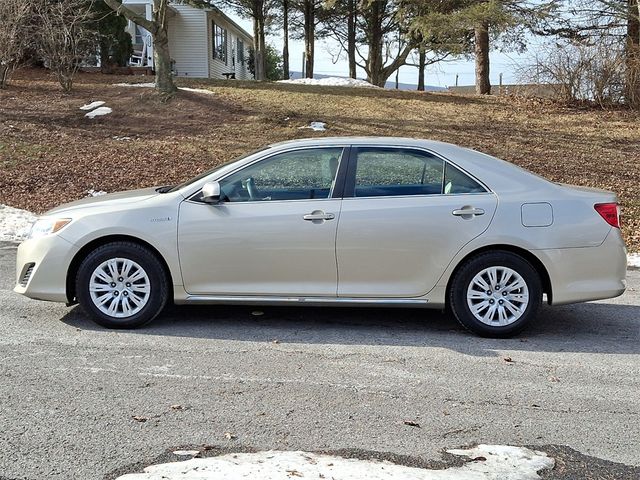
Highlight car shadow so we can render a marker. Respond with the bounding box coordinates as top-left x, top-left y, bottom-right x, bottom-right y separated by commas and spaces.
59, 301, 640, 356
